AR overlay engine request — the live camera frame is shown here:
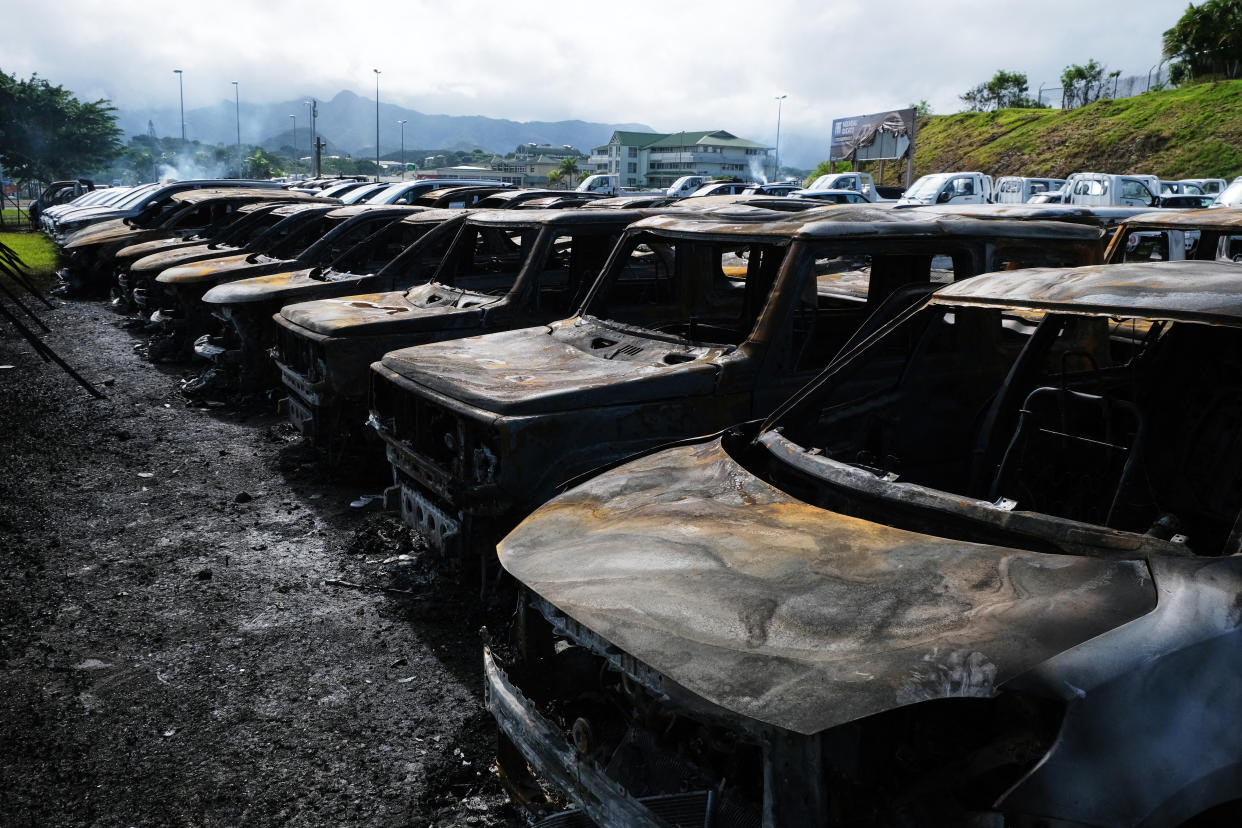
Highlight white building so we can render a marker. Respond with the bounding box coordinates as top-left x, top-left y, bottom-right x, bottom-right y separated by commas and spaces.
588, 129, 773, 188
